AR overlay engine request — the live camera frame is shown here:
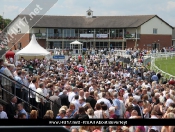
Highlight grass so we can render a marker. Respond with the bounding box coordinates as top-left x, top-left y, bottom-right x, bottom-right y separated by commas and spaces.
155, 57, 175, 76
